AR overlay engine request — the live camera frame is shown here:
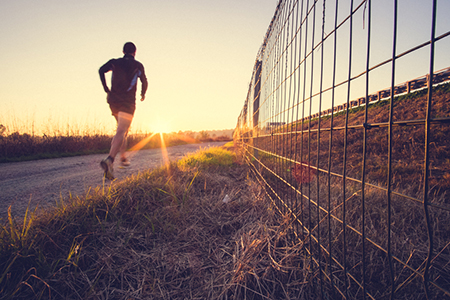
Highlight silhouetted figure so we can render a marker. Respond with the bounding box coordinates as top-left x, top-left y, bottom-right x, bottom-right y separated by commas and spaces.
99, 42, 148, 180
